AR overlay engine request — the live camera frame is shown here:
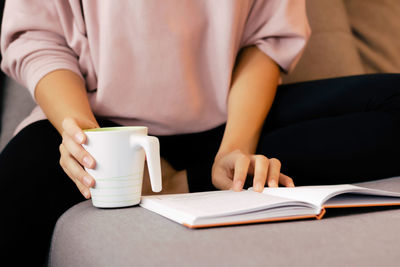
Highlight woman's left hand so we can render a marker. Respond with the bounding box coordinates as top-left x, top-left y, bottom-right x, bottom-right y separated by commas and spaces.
211, 149, 294, 192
